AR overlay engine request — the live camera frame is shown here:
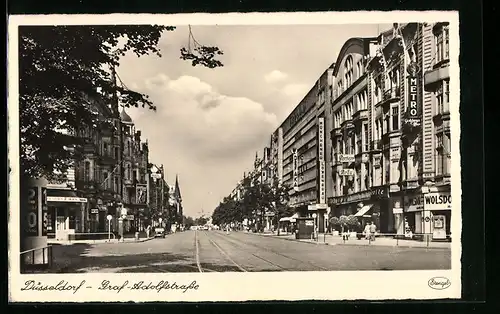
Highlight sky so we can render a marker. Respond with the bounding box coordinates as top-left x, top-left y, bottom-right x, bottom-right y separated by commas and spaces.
117, 24, 391, 218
